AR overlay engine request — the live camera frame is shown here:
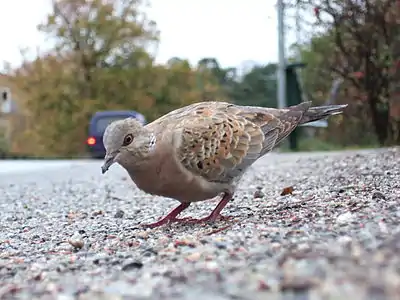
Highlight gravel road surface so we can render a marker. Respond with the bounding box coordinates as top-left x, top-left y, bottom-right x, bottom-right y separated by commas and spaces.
0, 148, 399, 300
